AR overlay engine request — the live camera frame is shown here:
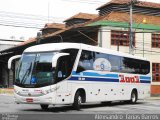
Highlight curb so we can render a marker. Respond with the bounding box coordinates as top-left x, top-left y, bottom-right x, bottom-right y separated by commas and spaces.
146, 97, 160, 100
0, 88, 14, 95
